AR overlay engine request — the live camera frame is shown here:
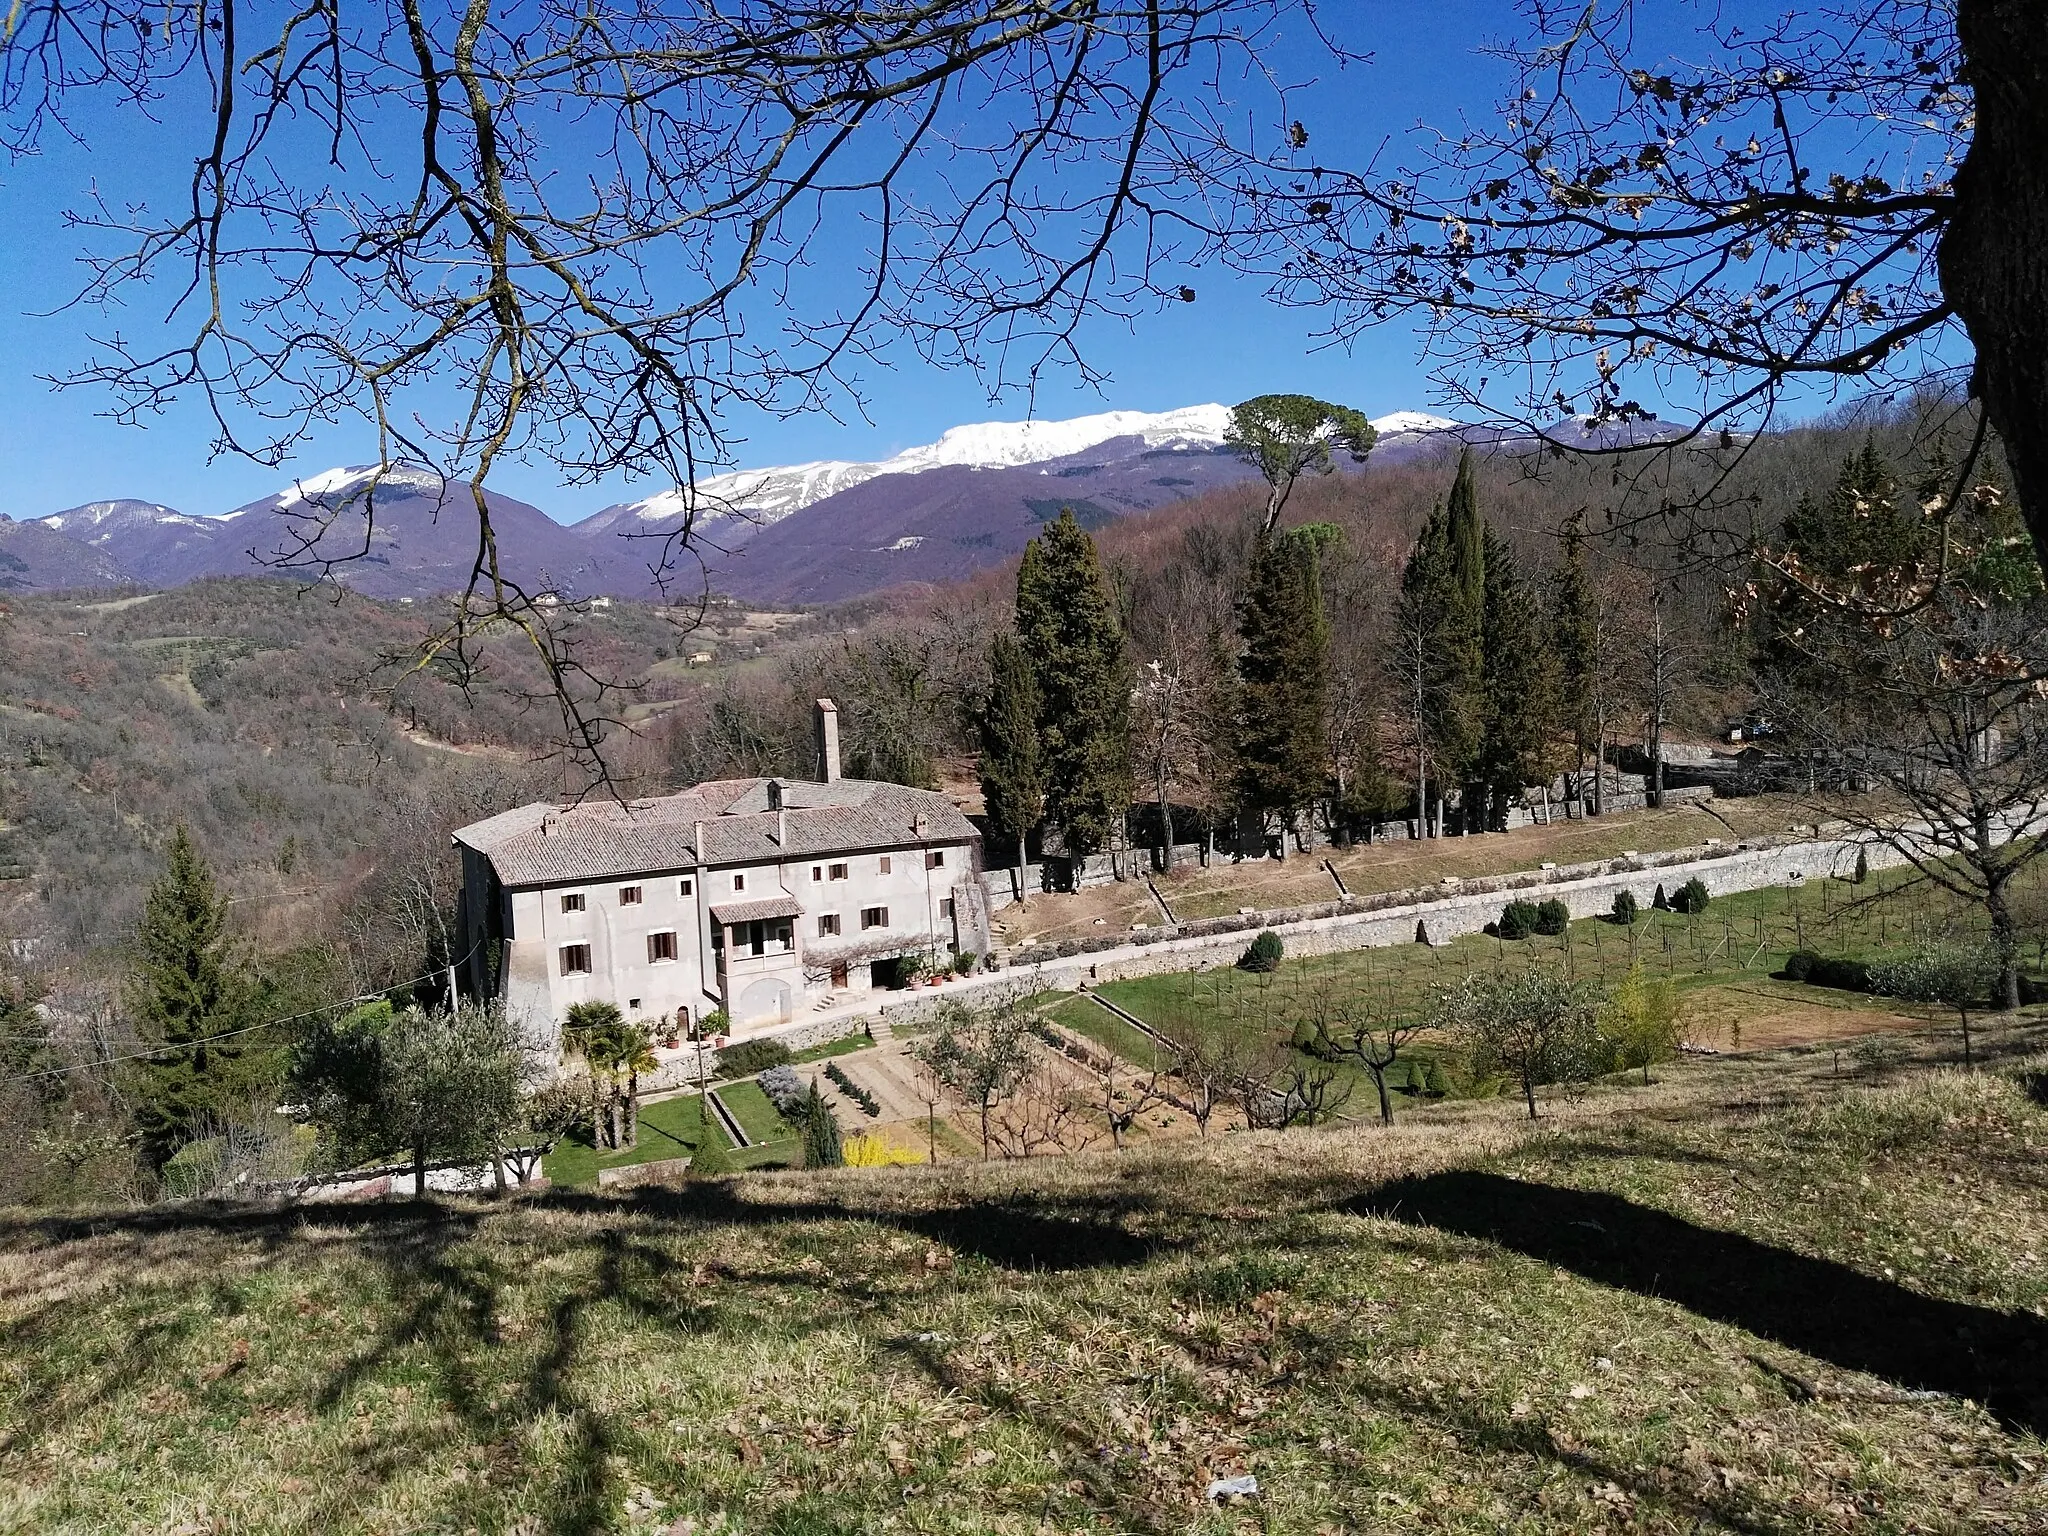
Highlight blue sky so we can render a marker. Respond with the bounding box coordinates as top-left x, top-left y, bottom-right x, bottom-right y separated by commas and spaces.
0, 1, 1817, 524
